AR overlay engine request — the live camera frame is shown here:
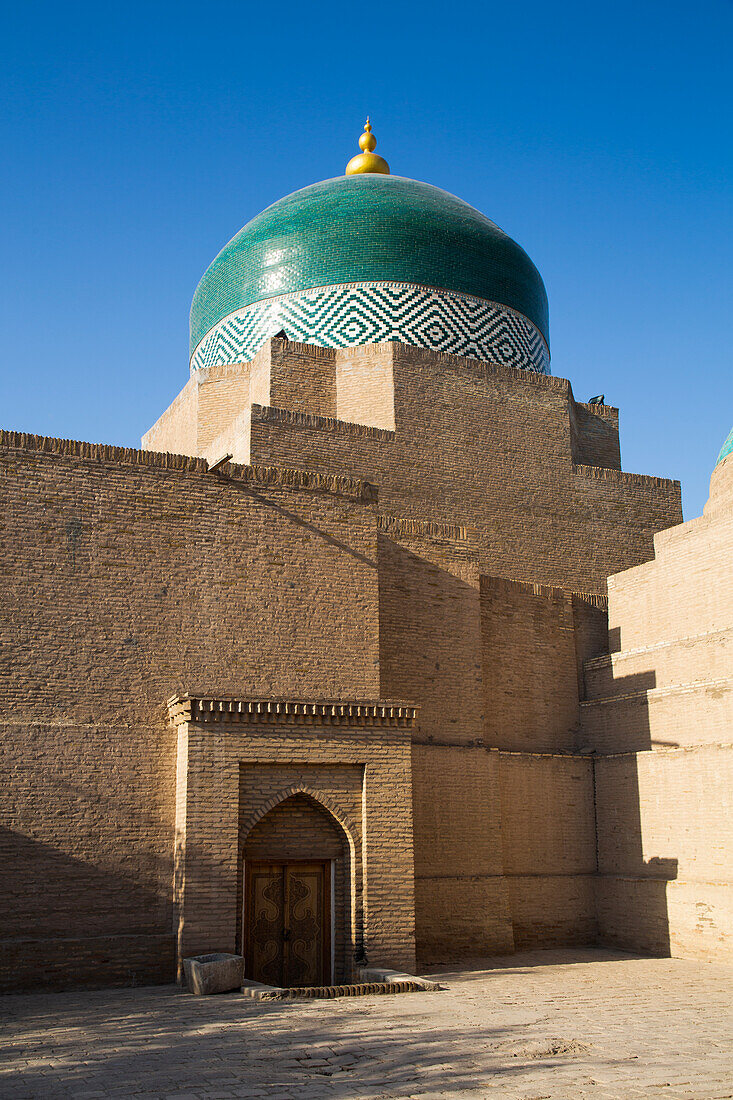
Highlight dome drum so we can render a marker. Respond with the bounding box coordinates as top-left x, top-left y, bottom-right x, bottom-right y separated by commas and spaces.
191, 281, 550, 374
